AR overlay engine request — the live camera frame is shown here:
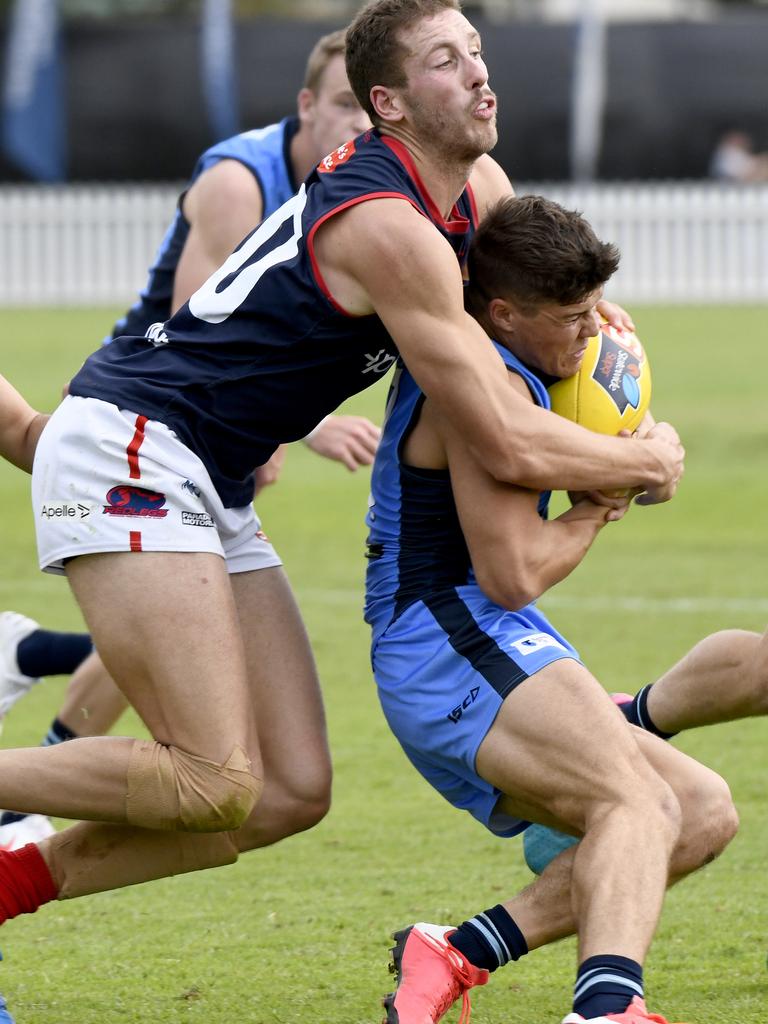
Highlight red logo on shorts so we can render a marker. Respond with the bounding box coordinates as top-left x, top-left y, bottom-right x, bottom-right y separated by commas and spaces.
103, 485, 168, 518
318, 139, 356, 173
